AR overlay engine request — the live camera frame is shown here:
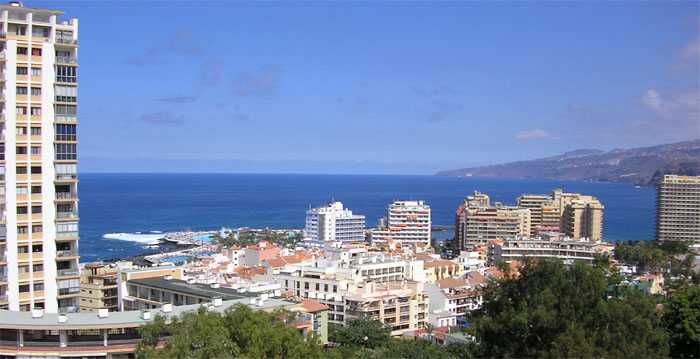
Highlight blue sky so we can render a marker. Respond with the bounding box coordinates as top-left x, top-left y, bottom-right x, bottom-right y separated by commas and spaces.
36, 1, 700, 174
